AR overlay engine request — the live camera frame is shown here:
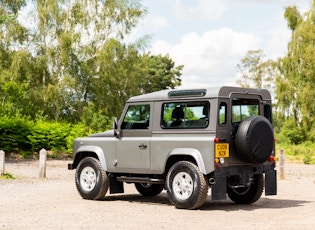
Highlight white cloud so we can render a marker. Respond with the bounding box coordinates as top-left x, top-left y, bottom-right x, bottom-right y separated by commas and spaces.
138, 0, 312, 89
126, 14, 170, 44
282, 0, 311, 11
144, 15, 170, 33
174, 0, 226, 20
151, 28, 262, 88
264, 16, 291, 60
